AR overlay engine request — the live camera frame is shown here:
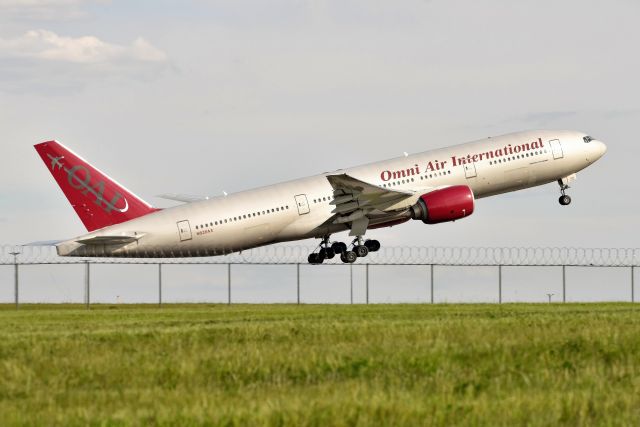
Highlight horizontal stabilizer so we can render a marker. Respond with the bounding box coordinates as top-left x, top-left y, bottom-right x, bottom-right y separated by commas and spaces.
156, 193, 210, 203
22, 240, 65, 246
75, 235, 142, 245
